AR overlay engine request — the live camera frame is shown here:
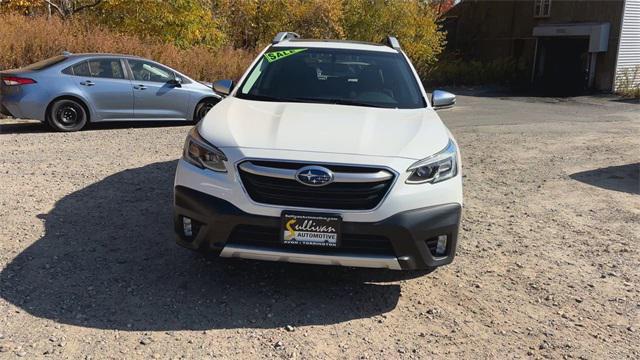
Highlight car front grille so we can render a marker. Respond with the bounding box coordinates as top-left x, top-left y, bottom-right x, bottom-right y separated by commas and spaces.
228, 224, 395, 256
237, 160, 395, 210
